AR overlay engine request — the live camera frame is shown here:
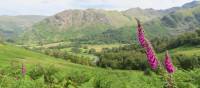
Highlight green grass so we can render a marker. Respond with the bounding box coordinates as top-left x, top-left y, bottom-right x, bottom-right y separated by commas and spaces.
170, 46, 200, 56
0, 43, 165, 88
1, 43, 200, 87
157, 45, 200, 58
84, 44, 126, 52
